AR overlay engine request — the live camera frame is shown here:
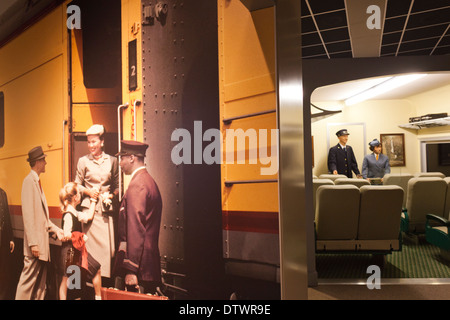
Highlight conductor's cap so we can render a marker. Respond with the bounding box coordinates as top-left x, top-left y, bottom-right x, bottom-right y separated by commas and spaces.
336, 129, 349, 137
116, 140, 149, 157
